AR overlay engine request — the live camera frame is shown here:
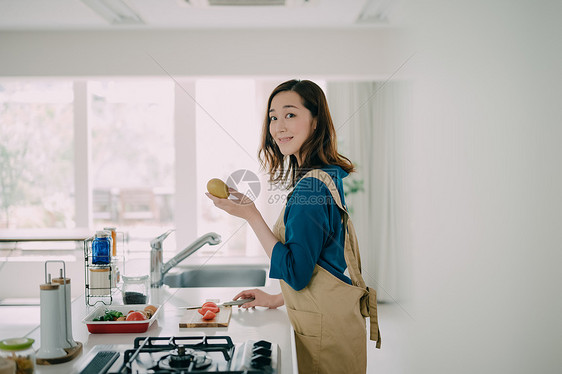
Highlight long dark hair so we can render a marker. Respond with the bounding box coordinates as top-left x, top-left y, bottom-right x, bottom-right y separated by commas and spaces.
258, 79, 355, 187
